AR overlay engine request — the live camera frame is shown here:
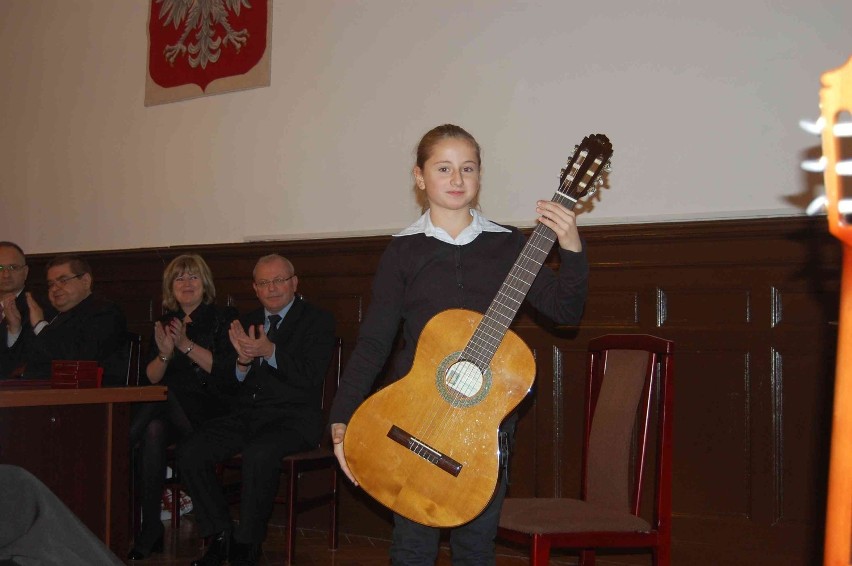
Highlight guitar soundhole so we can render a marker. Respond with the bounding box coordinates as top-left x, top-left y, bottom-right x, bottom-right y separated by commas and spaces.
436, 353, 491, 407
